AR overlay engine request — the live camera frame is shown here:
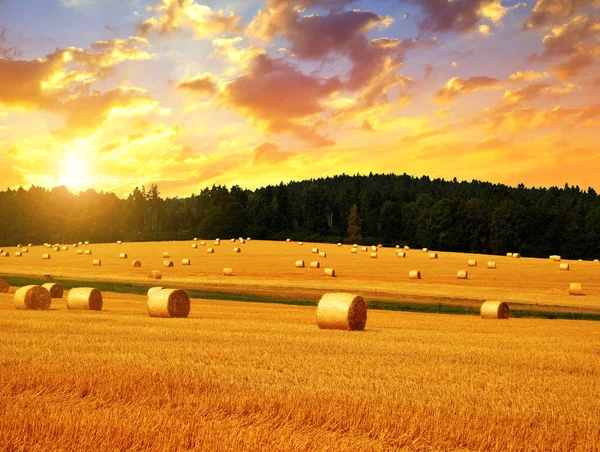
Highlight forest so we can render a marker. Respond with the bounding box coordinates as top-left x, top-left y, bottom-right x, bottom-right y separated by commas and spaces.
1, 173, 599, 260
